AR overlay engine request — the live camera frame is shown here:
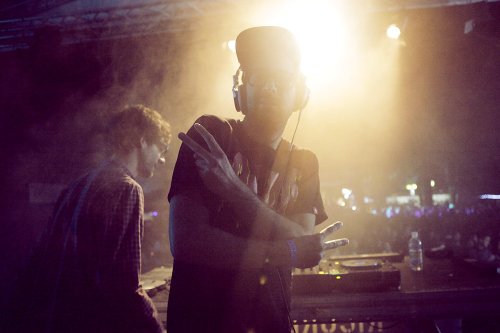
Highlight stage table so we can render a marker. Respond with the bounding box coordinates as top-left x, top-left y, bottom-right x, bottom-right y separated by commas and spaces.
144, 257, 500, 331
291, 257, 500, 325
